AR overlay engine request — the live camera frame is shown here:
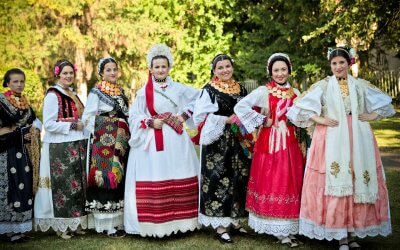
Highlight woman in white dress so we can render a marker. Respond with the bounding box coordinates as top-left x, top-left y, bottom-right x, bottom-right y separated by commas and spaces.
34, 60, 88, 239
124, 44, 200, 237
